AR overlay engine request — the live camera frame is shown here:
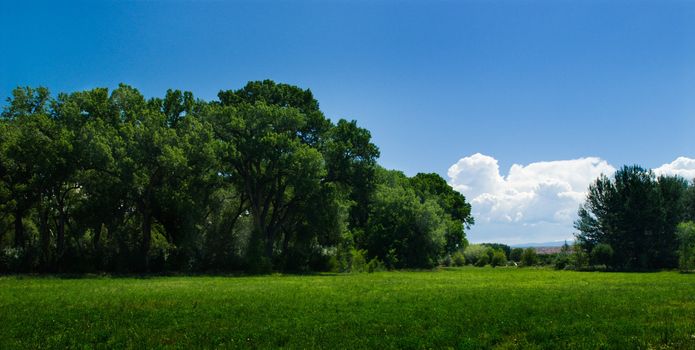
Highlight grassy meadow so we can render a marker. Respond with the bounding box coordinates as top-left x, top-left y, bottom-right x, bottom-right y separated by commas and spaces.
1, 268, 694, 349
